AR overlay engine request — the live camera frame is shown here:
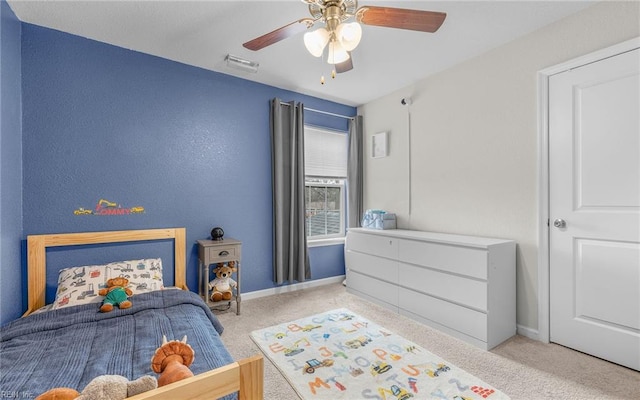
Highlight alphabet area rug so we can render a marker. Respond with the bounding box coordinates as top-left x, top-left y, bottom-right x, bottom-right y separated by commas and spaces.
250, 308, 509, 400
